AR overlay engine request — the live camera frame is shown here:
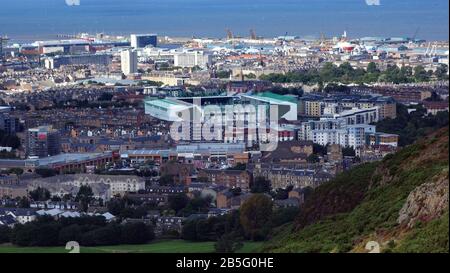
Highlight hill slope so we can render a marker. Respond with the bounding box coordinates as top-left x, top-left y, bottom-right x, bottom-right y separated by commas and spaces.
262, 127, 449, 253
